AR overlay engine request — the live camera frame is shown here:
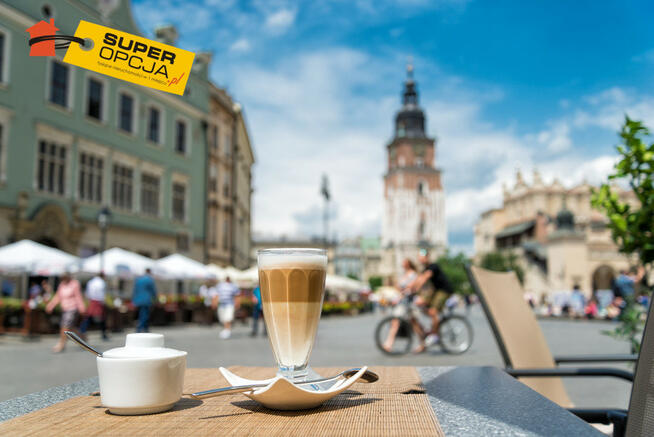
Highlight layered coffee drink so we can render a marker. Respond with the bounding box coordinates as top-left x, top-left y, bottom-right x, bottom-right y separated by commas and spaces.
258, 249, 327, 378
